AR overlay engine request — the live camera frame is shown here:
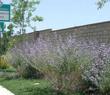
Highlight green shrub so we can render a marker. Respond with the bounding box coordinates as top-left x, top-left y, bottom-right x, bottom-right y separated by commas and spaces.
4, 66, 16, 72
17, 64, 44, 79
99, 63, 110, 94
8, 53, 44, 79
0, 55, 10, 69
